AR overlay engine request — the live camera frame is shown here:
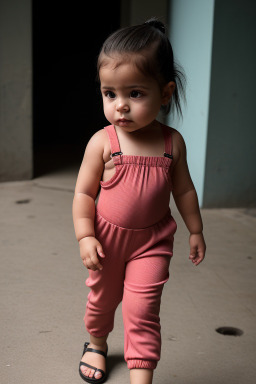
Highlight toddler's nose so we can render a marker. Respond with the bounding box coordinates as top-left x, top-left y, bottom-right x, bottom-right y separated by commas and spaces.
116, 99, 129, 113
